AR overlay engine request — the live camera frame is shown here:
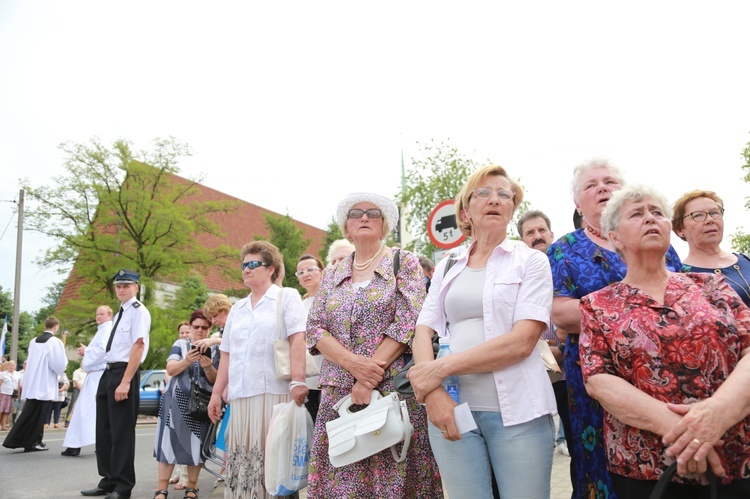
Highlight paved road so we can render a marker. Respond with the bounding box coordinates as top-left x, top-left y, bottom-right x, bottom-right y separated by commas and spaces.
1, 418, 573, 498
0, 420, 225, 499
